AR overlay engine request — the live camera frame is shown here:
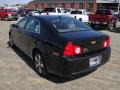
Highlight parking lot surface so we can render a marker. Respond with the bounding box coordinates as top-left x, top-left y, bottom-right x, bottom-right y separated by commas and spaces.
0, 19, 120, 90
